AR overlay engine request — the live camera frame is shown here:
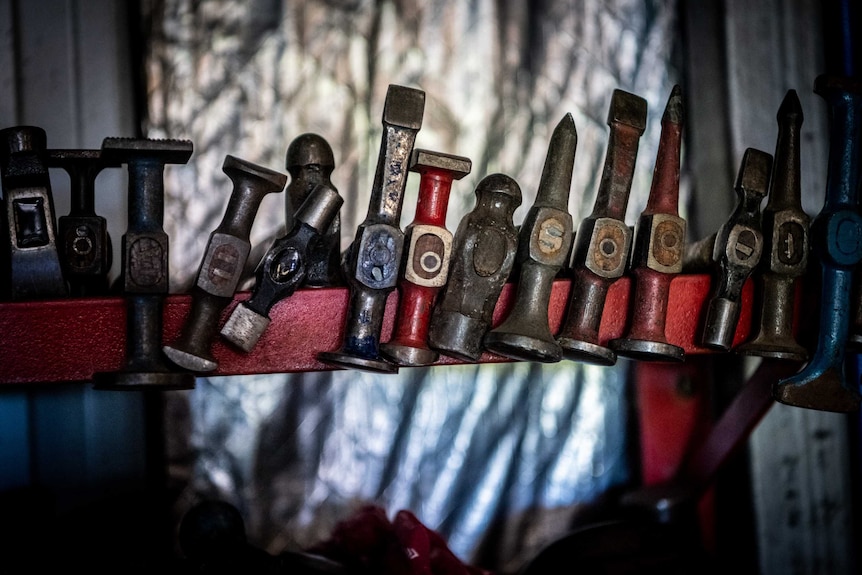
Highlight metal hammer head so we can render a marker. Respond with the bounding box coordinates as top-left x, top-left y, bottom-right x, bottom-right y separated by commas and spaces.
0, 126, 47, 158
223, 154, 288, 190
608, 89, 648, 133
101, 137, 193, 164
286, 133, 335, 173
409, 148, 472, 179
382, 85, 425, 130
